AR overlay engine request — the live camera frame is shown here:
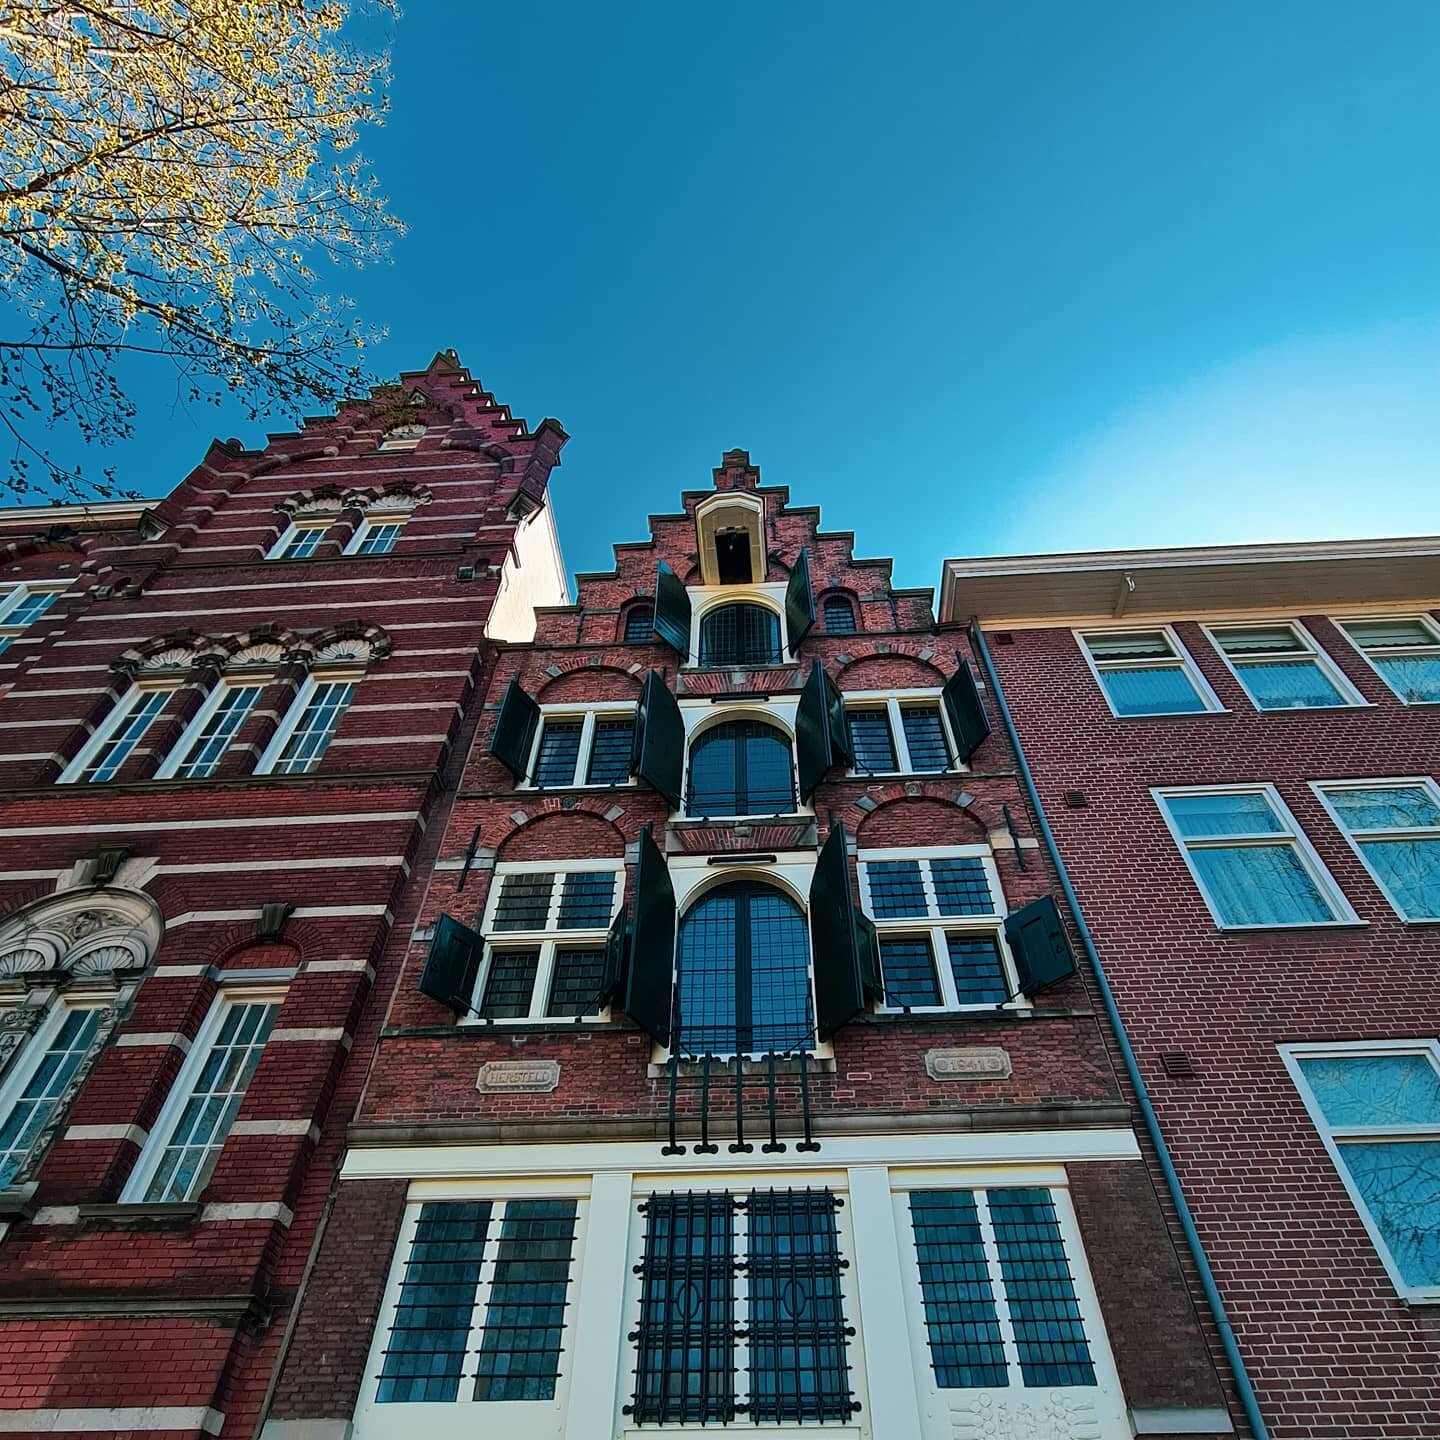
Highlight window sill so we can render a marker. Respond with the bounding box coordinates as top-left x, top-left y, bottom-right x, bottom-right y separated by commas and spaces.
1108, 709, 1232, 720
1214, 919, 1369, 933
1248, 701, 1374, 713
517, 782, 638, 795
75, 1201, 201, 1226
858, 1005, 1092, 1024
844, 769, 964, 781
